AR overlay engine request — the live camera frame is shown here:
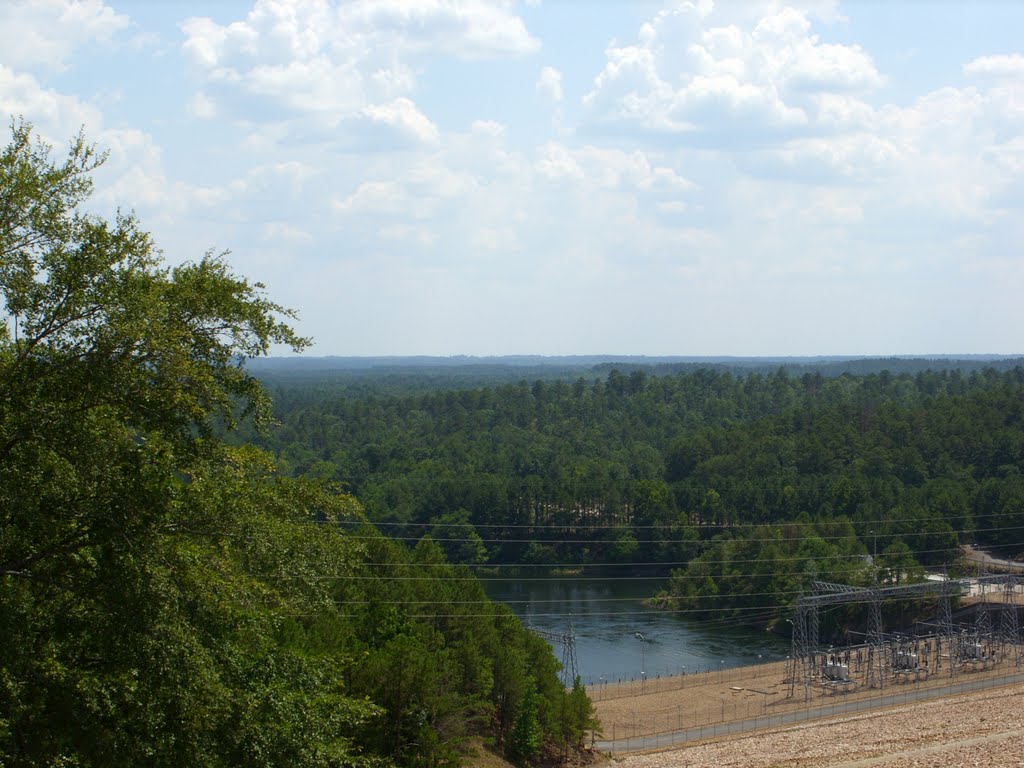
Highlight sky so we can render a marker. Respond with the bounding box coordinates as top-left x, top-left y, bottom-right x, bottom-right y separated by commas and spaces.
1, 0, 1022, 357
